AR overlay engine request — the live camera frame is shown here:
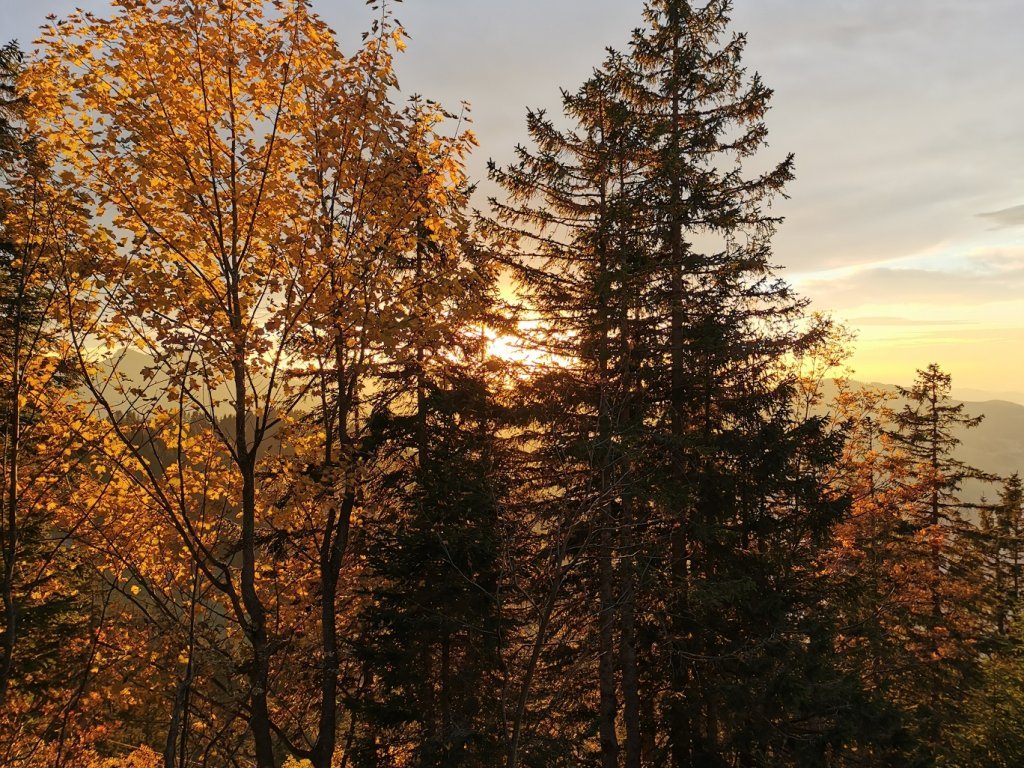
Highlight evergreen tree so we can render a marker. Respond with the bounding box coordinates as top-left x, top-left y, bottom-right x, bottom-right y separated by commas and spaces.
883, 364, 989, 762
888, 364, 988, 623
826, 384, 946, 766
485, 60, 650, 768
0, 40, 100, 765
0, 42, 20, 140
618, 2, 851, 764
979, 474, 1024, 638
946, 615, 1024, 768
352, 364, 507, 768
344, 95, 506, 767
489, 2, 856, 764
